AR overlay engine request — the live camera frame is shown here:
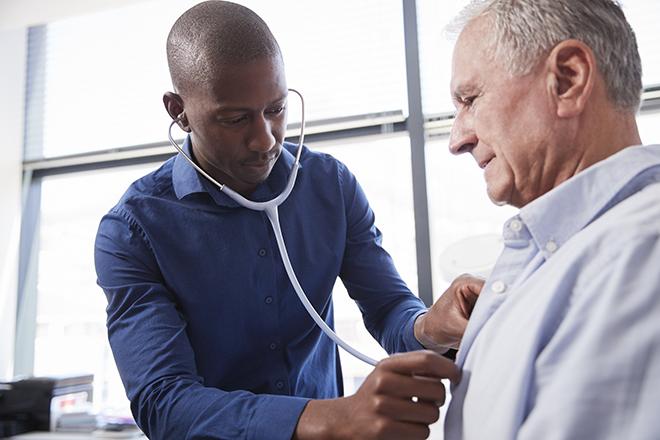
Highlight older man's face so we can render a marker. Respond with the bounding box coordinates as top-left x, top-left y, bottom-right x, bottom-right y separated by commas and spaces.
448, 17, 560, 208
